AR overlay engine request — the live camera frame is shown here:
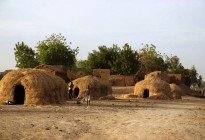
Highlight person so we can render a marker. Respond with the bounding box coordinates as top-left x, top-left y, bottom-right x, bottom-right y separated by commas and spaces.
84, 85, 91, 107
68, 82, 74, 99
